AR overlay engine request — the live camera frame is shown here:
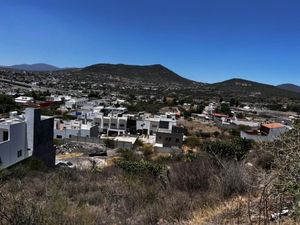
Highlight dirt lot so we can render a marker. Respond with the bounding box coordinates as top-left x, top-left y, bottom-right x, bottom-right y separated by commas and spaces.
177, 117, 221, 134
